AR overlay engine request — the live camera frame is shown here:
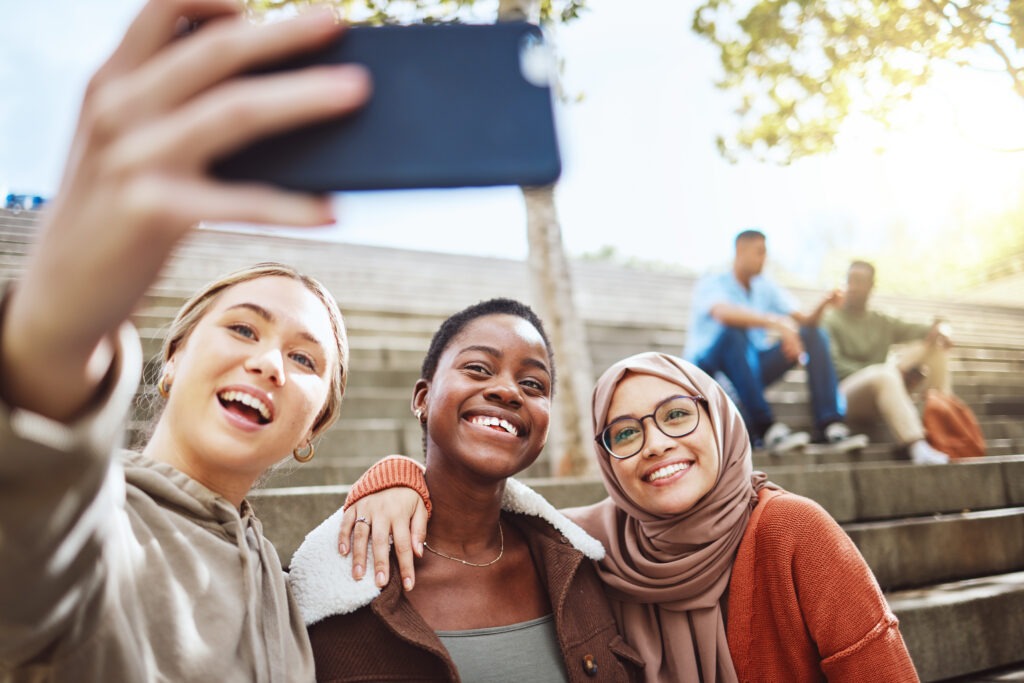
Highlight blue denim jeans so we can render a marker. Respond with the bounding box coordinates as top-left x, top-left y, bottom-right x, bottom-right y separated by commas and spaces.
694, 325, 845, 440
